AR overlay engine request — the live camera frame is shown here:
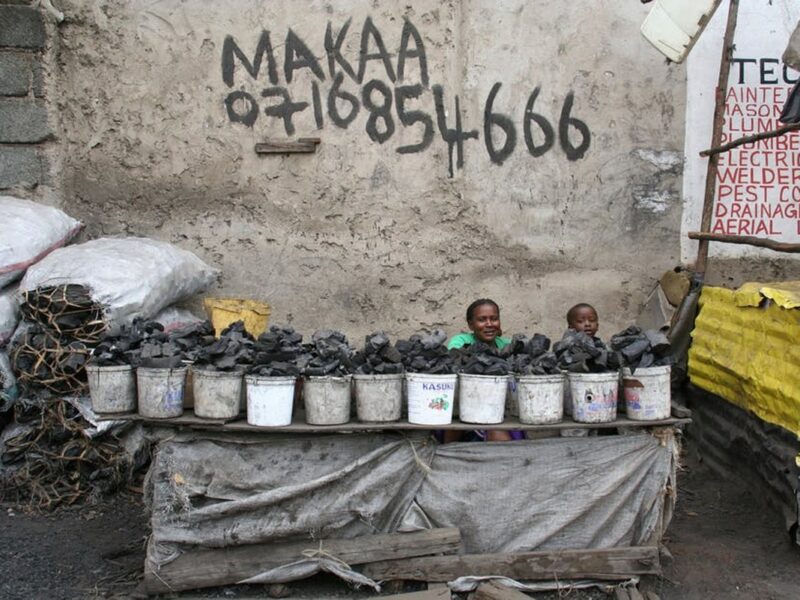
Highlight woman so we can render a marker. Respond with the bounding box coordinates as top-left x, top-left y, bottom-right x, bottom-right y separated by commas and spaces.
443, 298, 520, 442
